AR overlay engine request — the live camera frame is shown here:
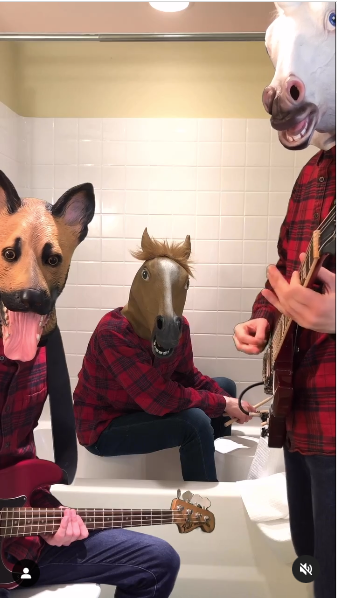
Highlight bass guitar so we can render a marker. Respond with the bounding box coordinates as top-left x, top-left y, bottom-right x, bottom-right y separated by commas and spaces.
0, 459, 215, 589
262, 202, 336, 448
